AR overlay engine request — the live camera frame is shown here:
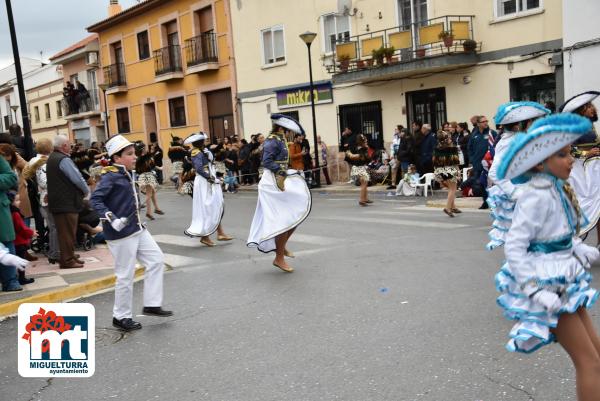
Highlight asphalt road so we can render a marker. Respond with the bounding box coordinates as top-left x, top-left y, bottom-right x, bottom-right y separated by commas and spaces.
1, 188, 597, 401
